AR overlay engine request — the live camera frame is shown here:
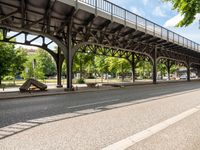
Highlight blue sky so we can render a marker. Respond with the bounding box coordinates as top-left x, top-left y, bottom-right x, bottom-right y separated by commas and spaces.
108, 0, 200, 43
